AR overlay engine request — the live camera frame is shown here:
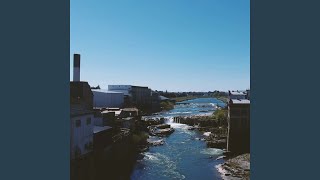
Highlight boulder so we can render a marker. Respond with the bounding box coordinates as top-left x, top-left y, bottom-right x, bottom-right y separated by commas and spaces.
153, 128, 174, 136
156, 124, 171, 129
147, 139, 165, 146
